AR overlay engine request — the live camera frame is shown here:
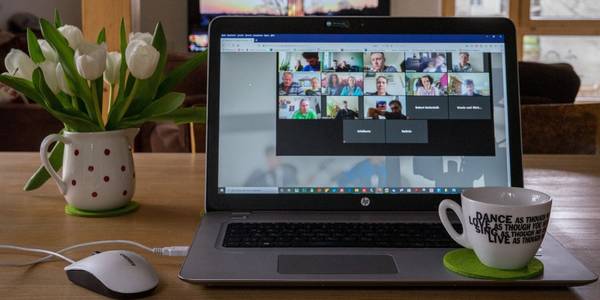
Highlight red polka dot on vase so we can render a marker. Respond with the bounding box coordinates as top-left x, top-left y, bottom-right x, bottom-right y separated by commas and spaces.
103, 176, 110, 182
104, 148, 111, 155
74, 149, 79, 156
123, 190, 128, 196
121, 165, 126, 172
71, 179, 76, 186
91, 192, 98, 198
88, 166, 94, 172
